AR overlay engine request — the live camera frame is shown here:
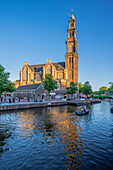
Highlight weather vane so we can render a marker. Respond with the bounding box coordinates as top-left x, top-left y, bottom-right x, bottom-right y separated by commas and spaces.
71, 9, 73, 14
66, 9, 74, 17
